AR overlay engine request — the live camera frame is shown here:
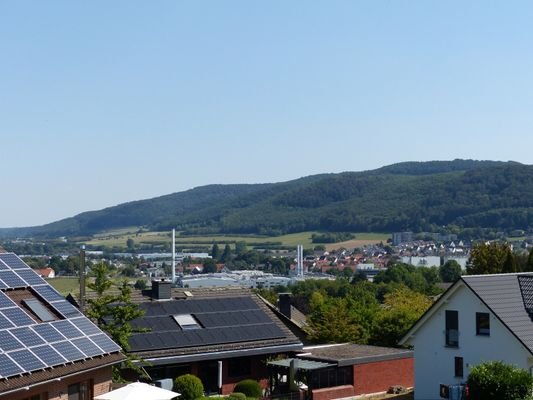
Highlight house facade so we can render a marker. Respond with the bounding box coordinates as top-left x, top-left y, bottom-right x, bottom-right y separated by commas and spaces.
119, 282, 303, 394
0, 252, 124, 400
400, 273, 533, 400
